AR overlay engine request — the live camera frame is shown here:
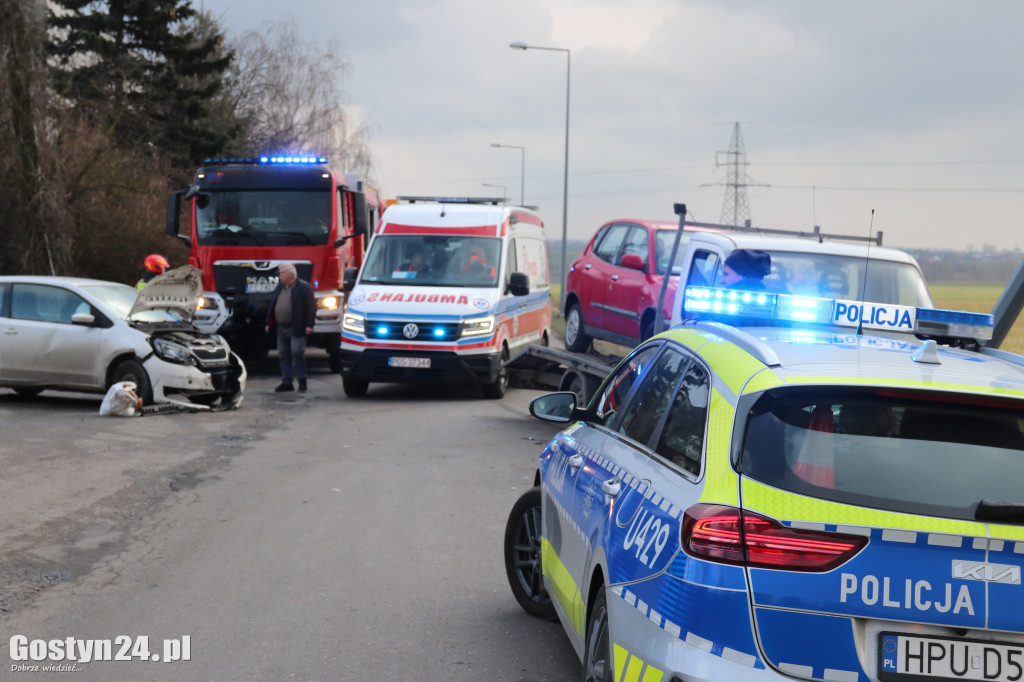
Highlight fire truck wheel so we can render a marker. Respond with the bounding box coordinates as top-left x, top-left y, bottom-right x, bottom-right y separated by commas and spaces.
482, 348, 509, 399
342, 376, 368, 397
564, 303, 592, 353
110, 359, 153, 405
